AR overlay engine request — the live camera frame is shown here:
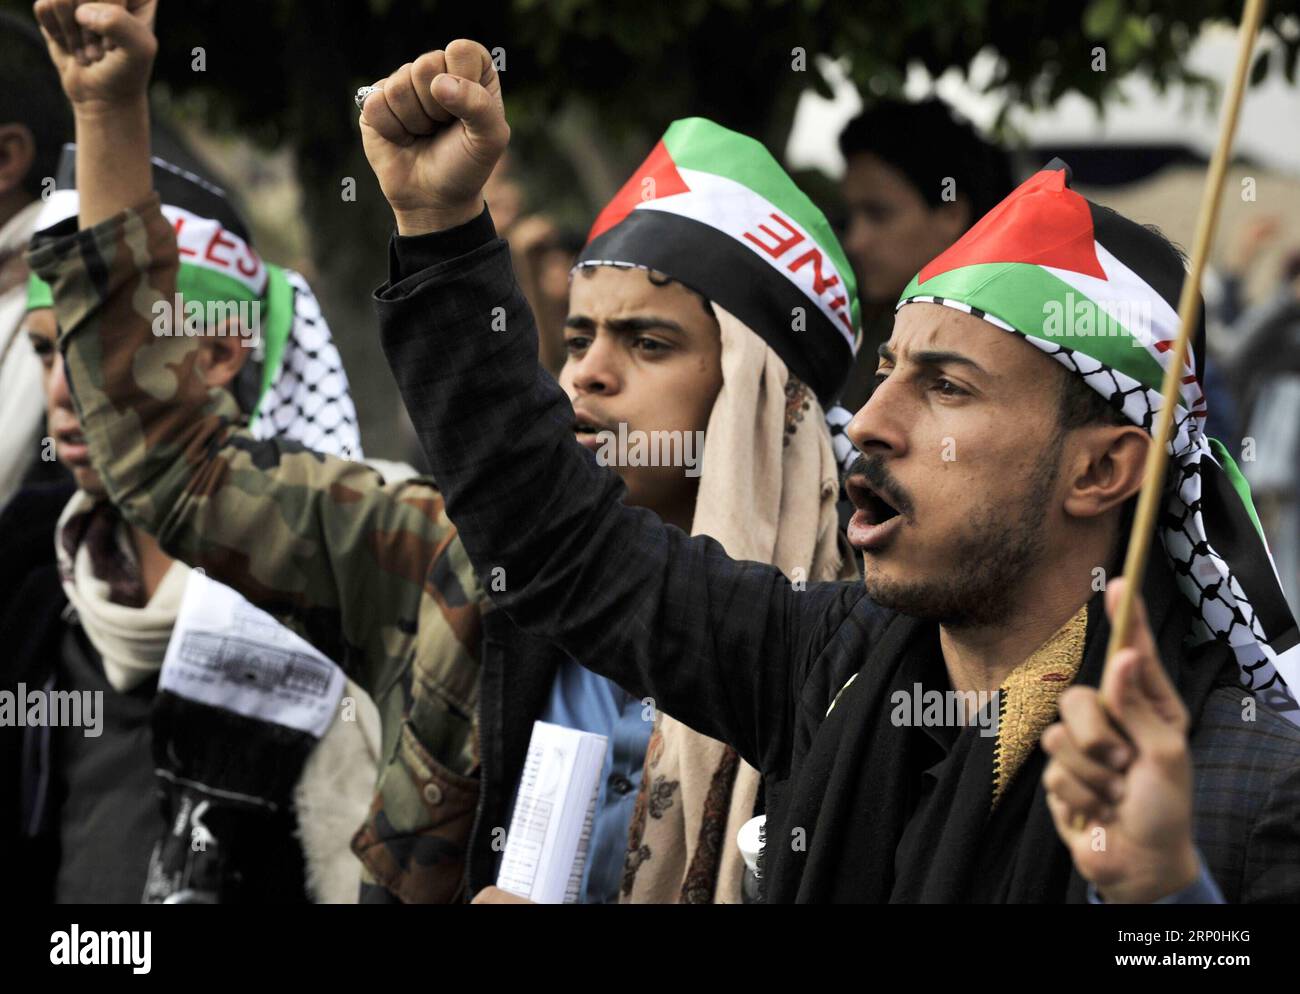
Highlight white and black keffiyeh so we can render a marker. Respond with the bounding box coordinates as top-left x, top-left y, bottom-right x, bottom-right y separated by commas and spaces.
824, 403, 858, 477
897, 159, 1300, 723
249, 268, 361, 461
